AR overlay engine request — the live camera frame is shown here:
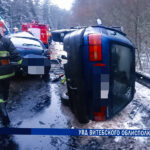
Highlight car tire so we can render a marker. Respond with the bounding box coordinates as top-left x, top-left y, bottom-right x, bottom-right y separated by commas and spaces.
45, 66, 50, 75
42, 66, 50, 82
61, 91, 70, 107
